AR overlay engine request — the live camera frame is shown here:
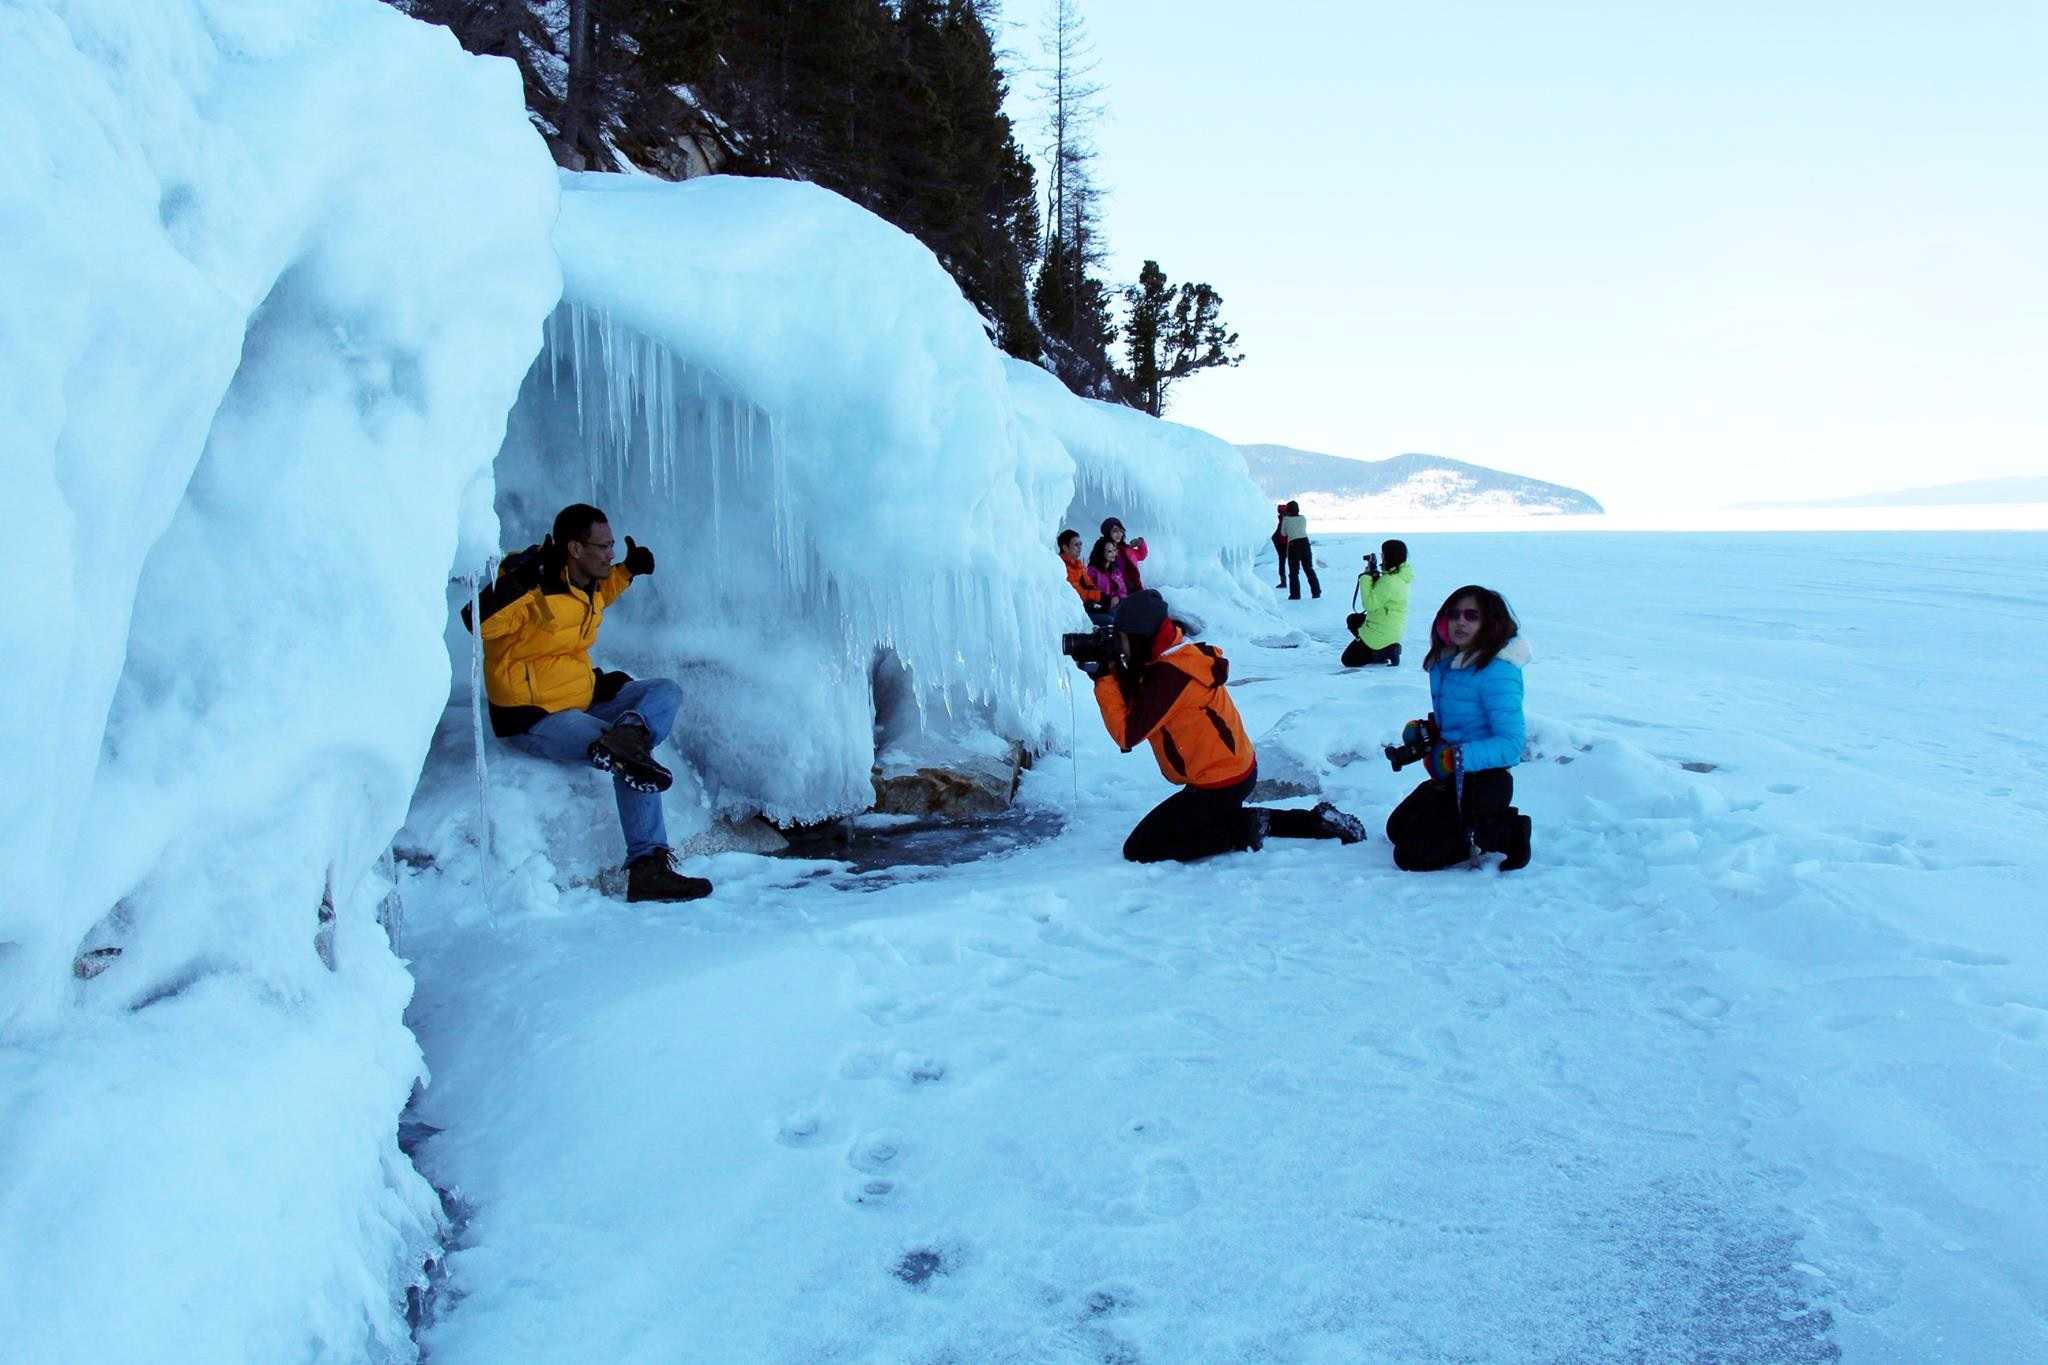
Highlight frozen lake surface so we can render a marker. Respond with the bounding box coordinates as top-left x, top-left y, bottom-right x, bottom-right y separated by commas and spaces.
401, 531, 2047, 1363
